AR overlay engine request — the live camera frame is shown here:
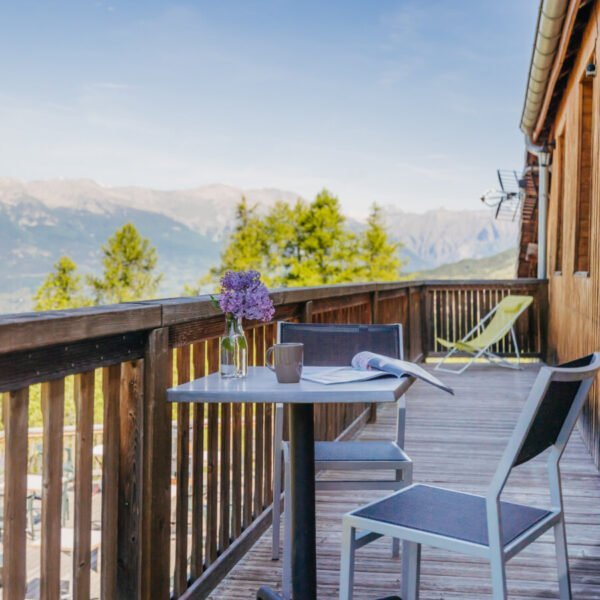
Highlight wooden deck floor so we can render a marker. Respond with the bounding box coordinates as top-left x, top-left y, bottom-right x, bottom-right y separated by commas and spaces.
211, 363, 600, 599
